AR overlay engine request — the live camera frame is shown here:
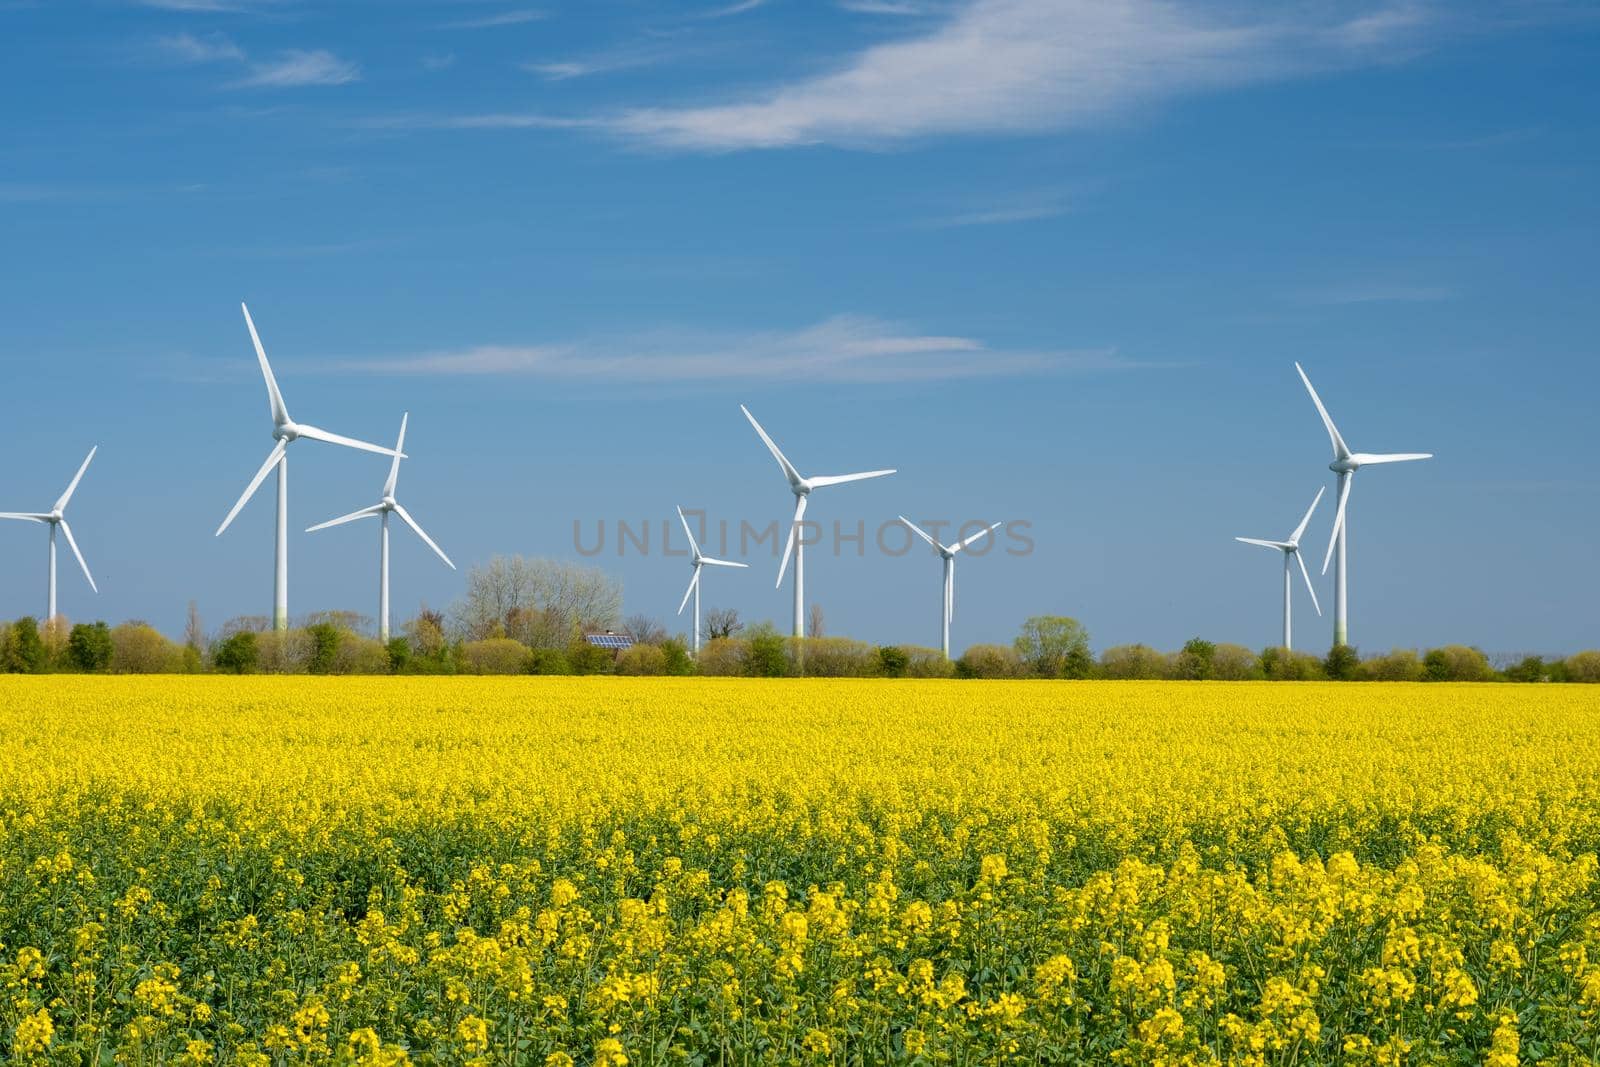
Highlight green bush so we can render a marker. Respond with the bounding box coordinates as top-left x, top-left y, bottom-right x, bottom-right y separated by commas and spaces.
743, 626, 790, 678
212, 631, 259, 674
4, 617, 45, 674
528, 648, 572, 675
1564, 650, 1600, 683
568, 640, 614, 676
876, 646, 910, 678
1099, 644, 1168, 680
615, 643, 669, 676
1013, 615, 1092, 678
332, 636, 391, 674
1356, 648, 1426, 682
1423, 645, 1494, 682
1260, 647, 1325, 681
696, 638, 748, 676
110, 623, 180, 674
1169, 638, 1216, 680
305, 622, 341, 675
67, 622, 114, 672
956, 644, 1022, 679
1209, 643, 1262, 680
386, 638, 411, 673
1324, 644, 1359, 681
462, 638, 530, 675
659, 639, 695, 677
904, 646, 958, 679
797, 637, 879, 677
